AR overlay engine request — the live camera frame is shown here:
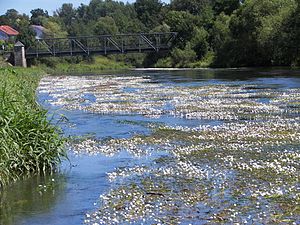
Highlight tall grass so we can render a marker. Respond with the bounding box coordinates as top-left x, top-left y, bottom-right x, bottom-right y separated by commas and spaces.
0, 67, 66, 187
